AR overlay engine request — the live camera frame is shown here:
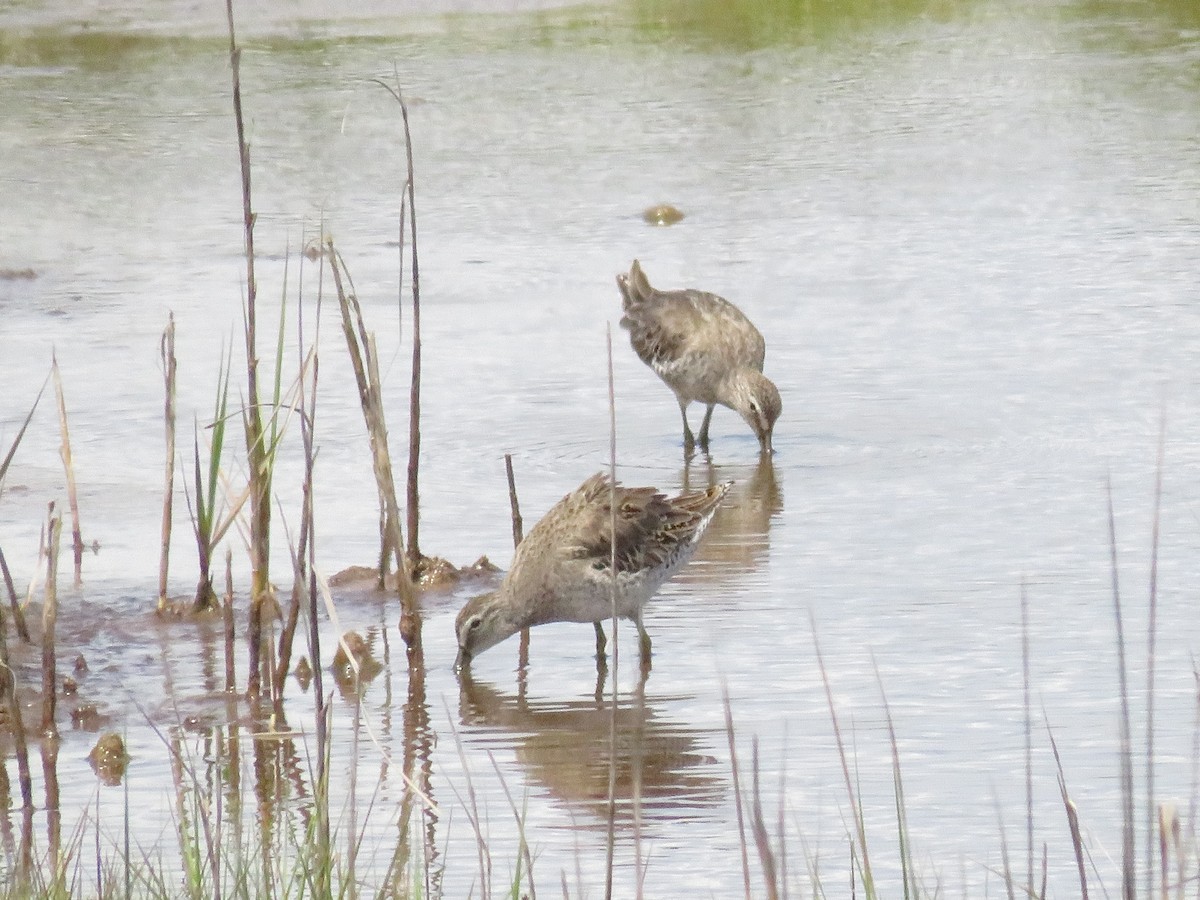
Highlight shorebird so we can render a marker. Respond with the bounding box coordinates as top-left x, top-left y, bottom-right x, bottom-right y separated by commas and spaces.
454, 473, 730, 669
617, 259, 781, 453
